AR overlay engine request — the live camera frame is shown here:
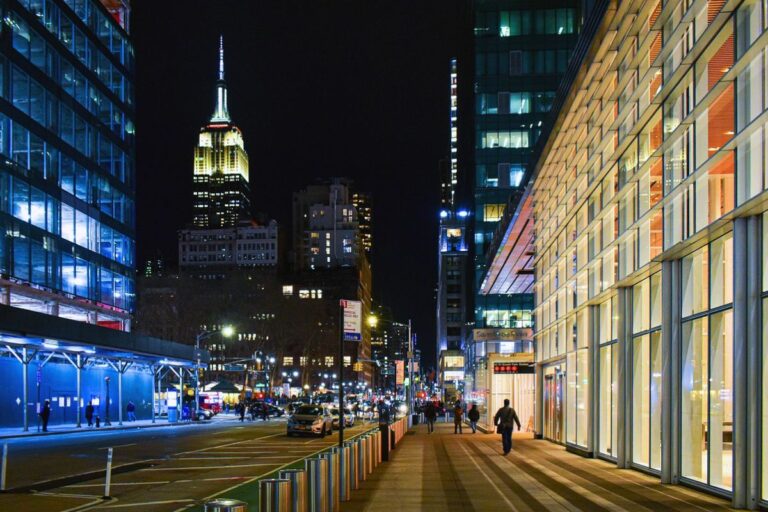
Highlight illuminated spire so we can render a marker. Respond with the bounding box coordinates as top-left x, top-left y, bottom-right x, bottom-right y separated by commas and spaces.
211, 35, 230, 123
